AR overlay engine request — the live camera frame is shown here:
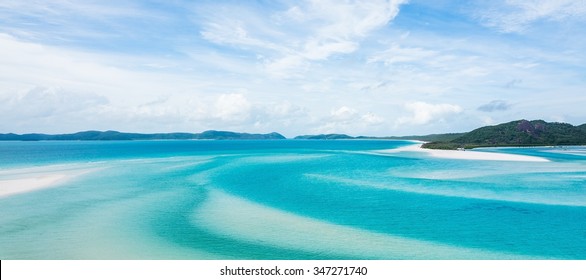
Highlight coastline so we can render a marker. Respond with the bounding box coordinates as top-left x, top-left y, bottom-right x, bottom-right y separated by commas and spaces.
379, 143, 550, 162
